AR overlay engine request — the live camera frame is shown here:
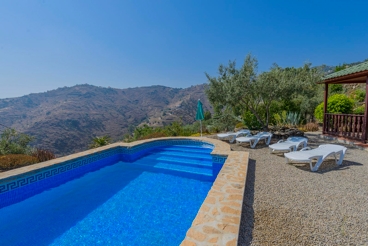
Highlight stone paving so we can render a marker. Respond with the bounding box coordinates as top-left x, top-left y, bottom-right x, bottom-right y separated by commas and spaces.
181, 151, 249, 246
